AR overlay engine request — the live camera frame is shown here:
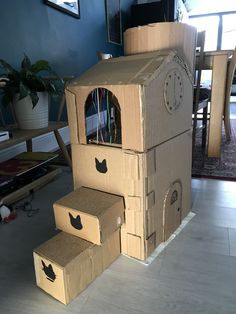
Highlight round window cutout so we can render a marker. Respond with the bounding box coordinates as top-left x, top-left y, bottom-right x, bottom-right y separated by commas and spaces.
85, 88, 122, 147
